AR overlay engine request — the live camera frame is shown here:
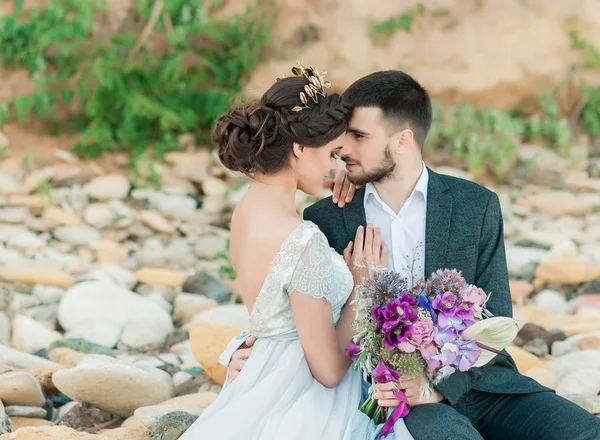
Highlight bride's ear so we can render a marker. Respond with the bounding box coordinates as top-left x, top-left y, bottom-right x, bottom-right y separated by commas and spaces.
292, 142, 305, 158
